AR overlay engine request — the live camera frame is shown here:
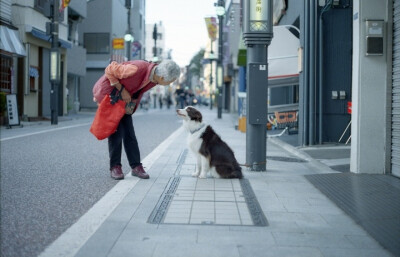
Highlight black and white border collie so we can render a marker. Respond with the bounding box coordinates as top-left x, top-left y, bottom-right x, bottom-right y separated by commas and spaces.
176, 106, 243, 179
